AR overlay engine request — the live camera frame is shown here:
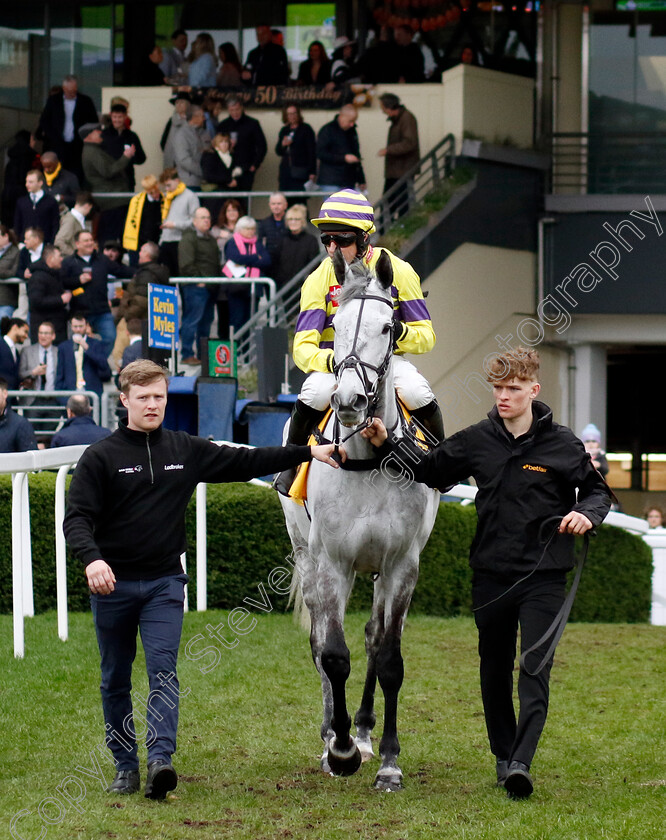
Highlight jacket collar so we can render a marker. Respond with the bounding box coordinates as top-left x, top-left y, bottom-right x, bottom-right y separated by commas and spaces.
488, 399, 553, 442
117, 416, 164, 446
